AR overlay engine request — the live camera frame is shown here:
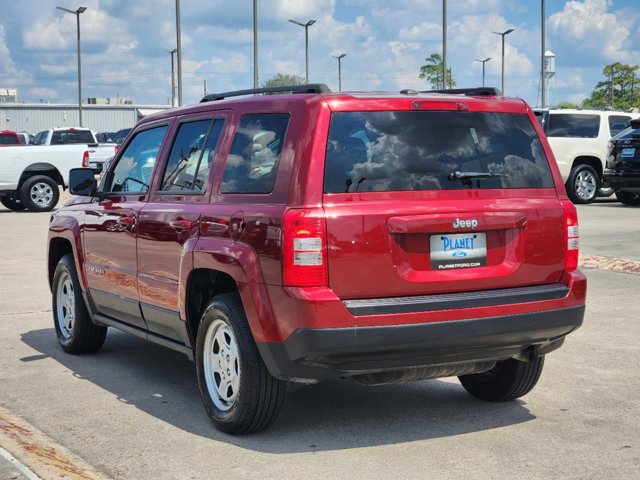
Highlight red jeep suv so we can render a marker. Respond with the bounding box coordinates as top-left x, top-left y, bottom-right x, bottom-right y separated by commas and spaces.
48, 85, 586, 434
